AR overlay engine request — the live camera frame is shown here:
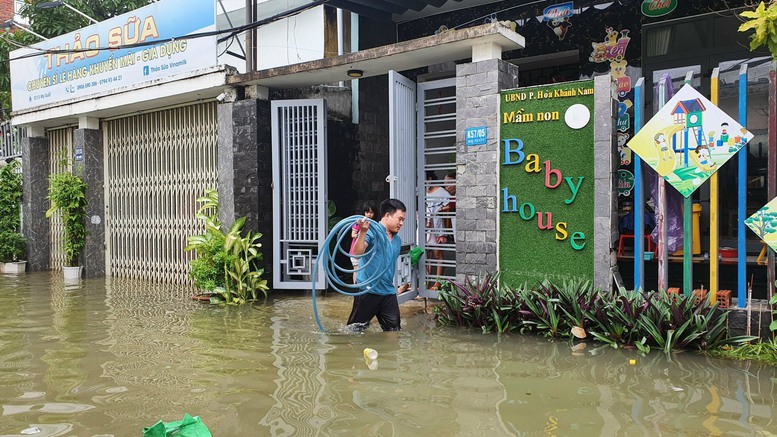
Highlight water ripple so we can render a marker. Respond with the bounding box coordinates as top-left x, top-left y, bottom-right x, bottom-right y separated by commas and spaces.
0, 273, 776, 435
